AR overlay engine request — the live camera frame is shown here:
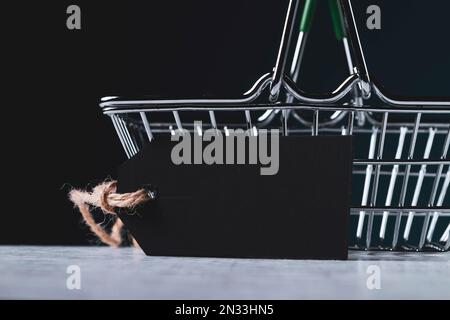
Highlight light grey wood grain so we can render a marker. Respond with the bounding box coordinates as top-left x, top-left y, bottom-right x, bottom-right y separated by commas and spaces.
0, 246, 448, 299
